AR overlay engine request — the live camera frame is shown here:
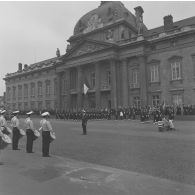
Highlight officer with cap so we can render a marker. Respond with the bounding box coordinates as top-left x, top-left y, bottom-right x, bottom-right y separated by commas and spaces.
39, 112, 54, 157
25, 111, 35, 153
11, 111, 20, 150
81, 110, 88, 135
